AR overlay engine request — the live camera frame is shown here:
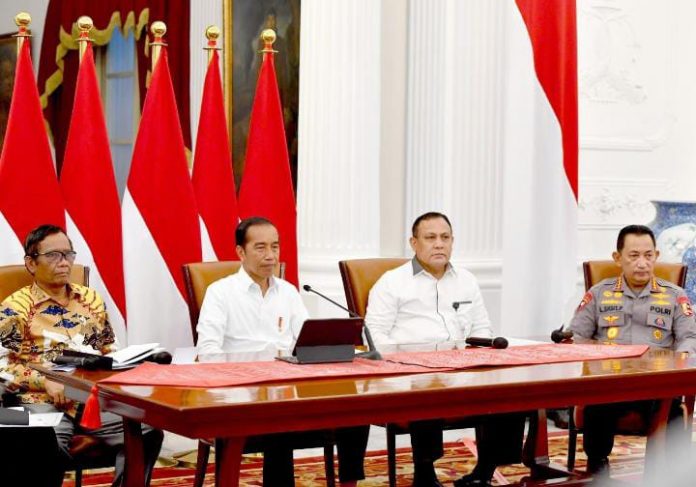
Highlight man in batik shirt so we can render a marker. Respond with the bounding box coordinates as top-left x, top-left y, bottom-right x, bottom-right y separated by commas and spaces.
0, 224, 162, 487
